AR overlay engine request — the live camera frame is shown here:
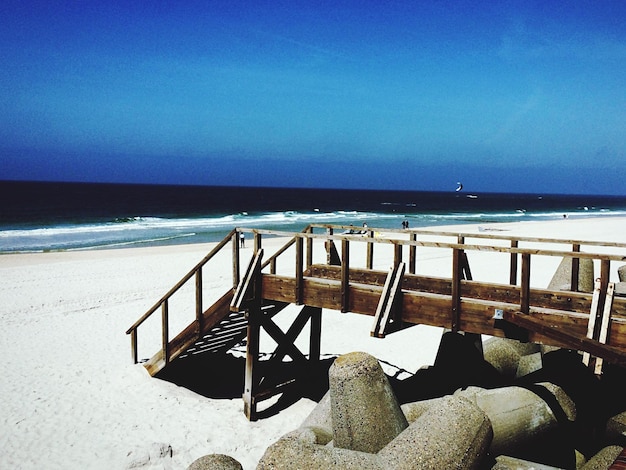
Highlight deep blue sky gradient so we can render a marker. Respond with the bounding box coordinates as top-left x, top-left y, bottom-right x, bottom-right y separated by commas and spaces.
1, 1, 625, 194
